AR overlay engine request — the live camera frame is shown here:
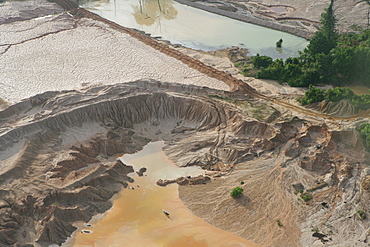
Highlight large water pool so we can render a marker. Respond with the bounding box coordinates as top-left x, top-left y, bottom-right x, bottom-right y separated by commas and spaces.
79, 0, 309, 59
